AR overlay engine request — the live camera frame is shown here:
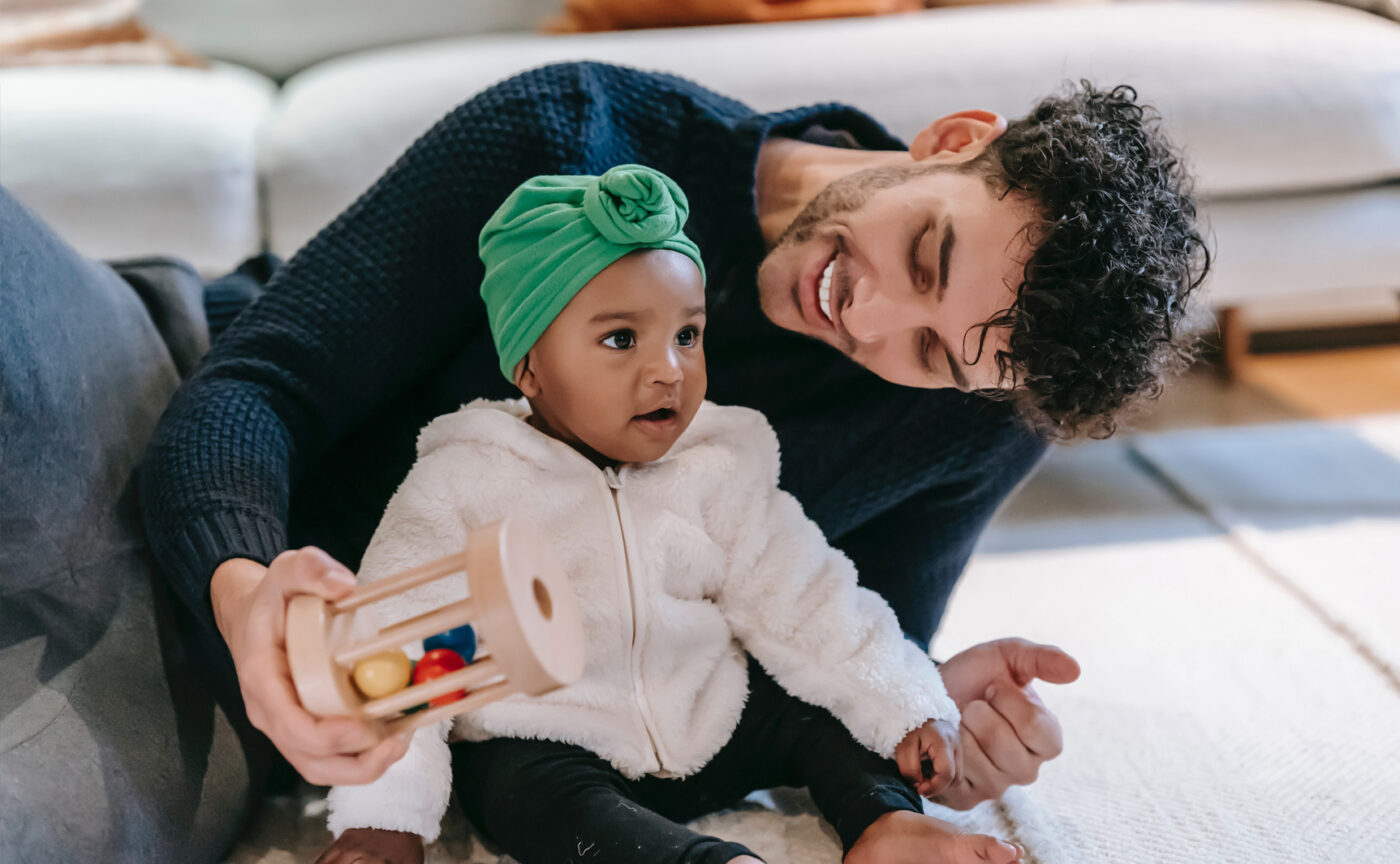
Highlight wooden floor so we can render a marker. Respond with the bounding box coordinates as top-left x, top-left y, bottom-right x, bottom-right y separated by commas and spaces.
1235, 345, 1400, 419
1135, 344, 1400, 432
